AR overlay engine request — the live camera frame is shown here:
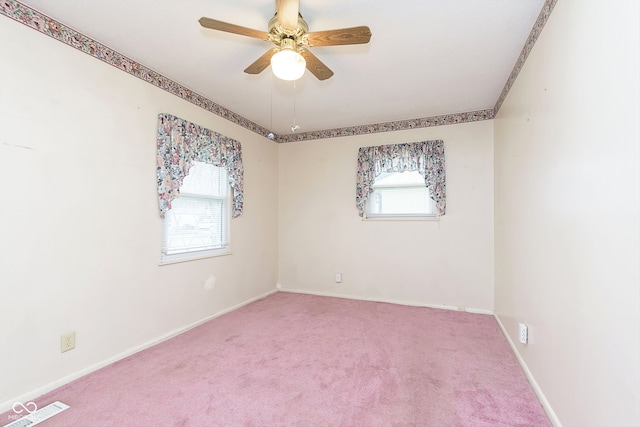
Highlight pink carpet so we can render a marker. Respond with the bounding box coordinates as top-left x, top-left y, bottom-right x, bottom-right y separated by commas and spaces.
4, 292, 550, 426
